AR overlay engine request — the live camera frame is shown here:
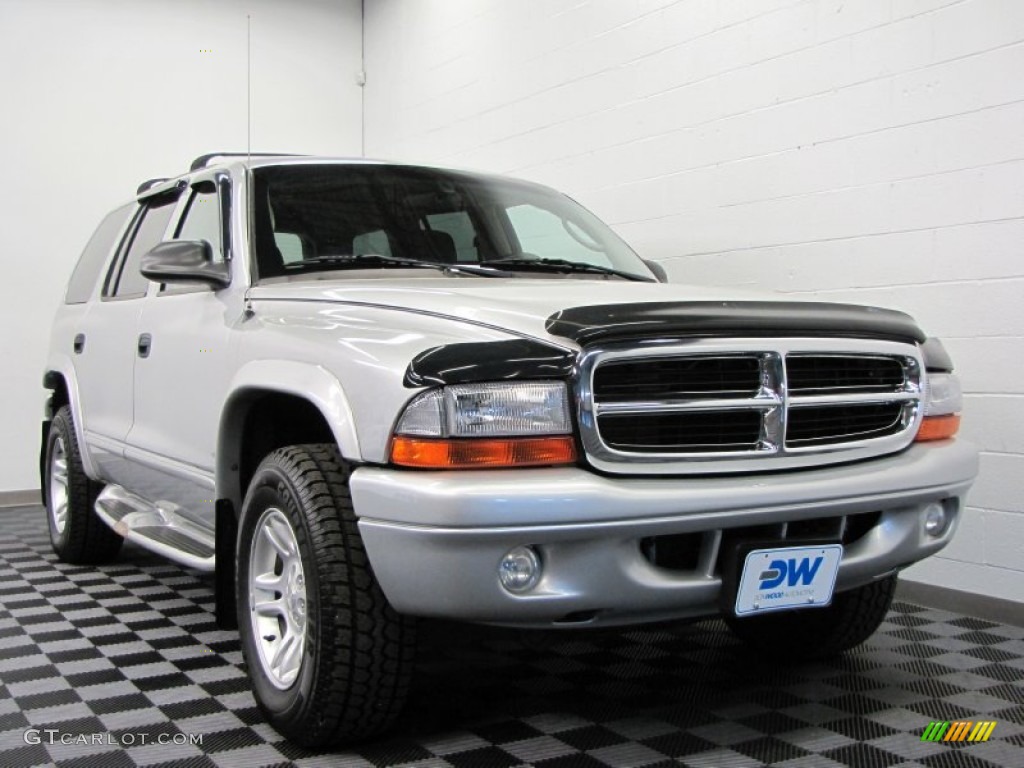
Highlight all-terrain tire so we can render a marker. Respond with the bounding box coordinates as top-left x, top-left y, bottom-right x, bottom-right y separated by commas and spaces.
236, 444, 416, 746
45, 406, 123, 564
725, 575, 897, 658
